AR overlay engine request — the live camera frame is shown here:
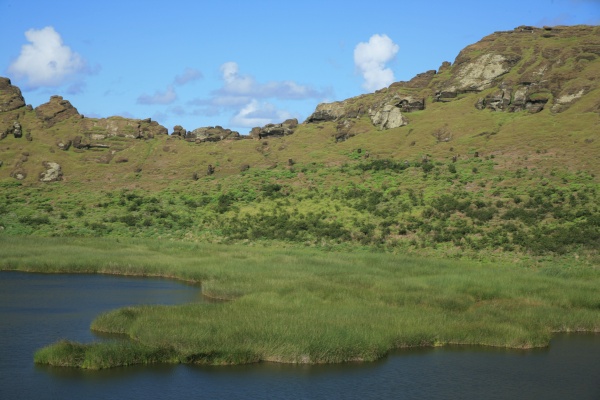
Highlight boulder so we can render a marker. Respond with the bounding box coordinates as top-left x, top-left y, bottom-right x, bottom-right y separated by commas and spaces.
172, 125, 186, 137
479, 89, 512, 111
0, 77, 26, 112
1, 121, 23, 139
305, 102, 346, 123
249, 118, 298, 139
39, 162, 63, 182
57, 139, 72, 151
12, 121, 22, 138
191, 126, 240, 143
35, 96, 81, 127
369, 105, 408, 130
